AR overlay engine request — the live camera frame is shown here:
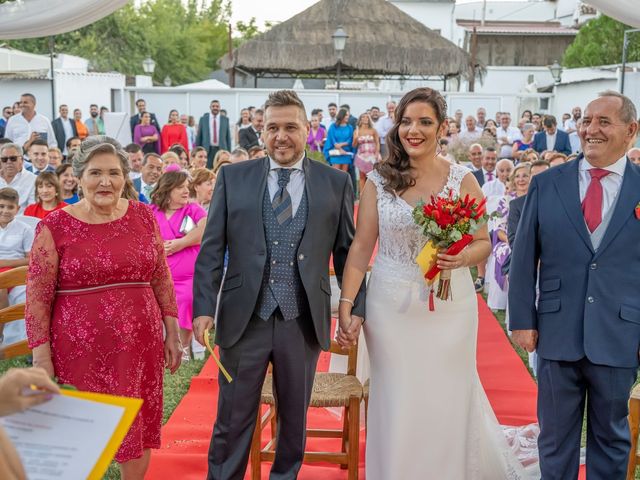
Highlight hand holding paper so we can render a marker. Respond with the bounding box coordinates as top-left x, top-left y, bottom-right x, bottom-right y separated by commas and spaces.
0, 368, 60, 417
